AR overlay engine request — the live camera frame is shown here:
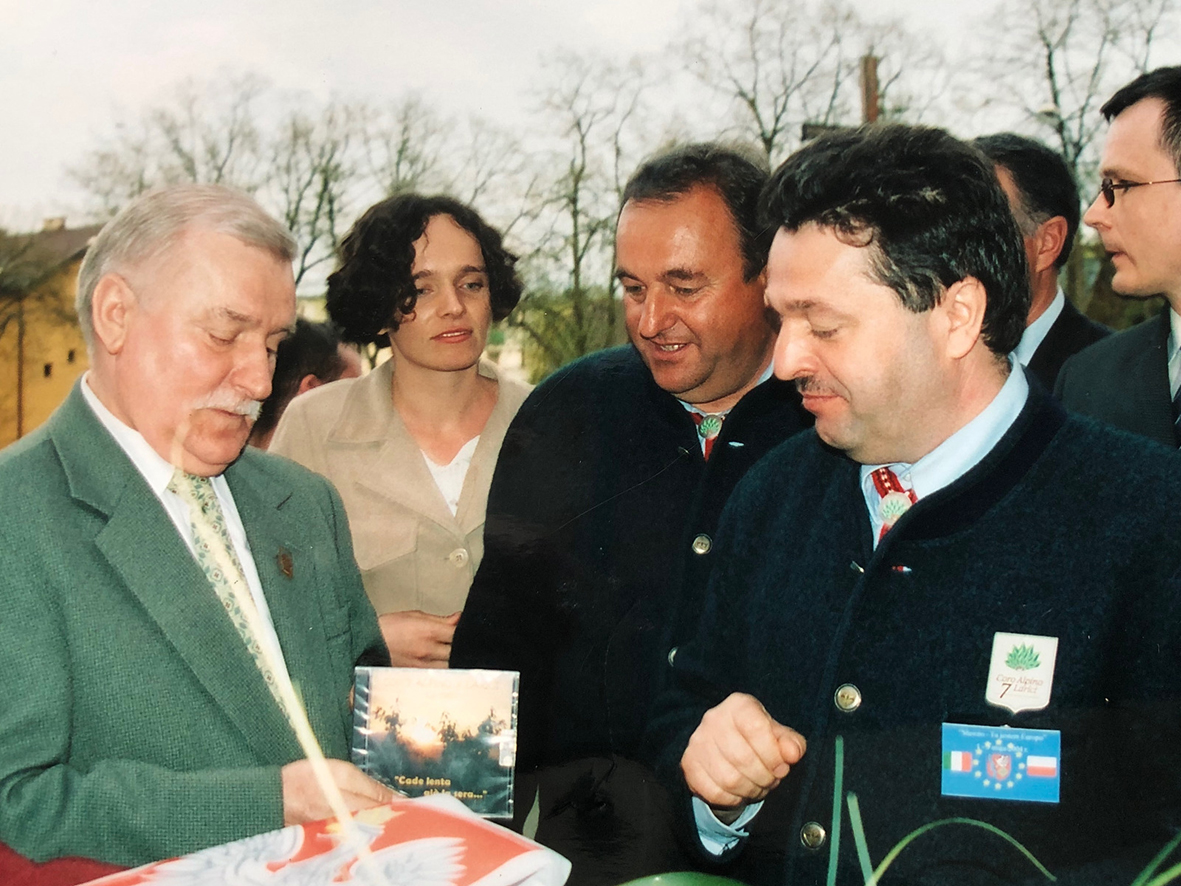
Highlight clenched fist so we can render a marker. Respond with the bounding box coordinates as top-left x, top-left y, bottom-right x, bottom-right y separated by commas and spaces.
681, 692, 806, 814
